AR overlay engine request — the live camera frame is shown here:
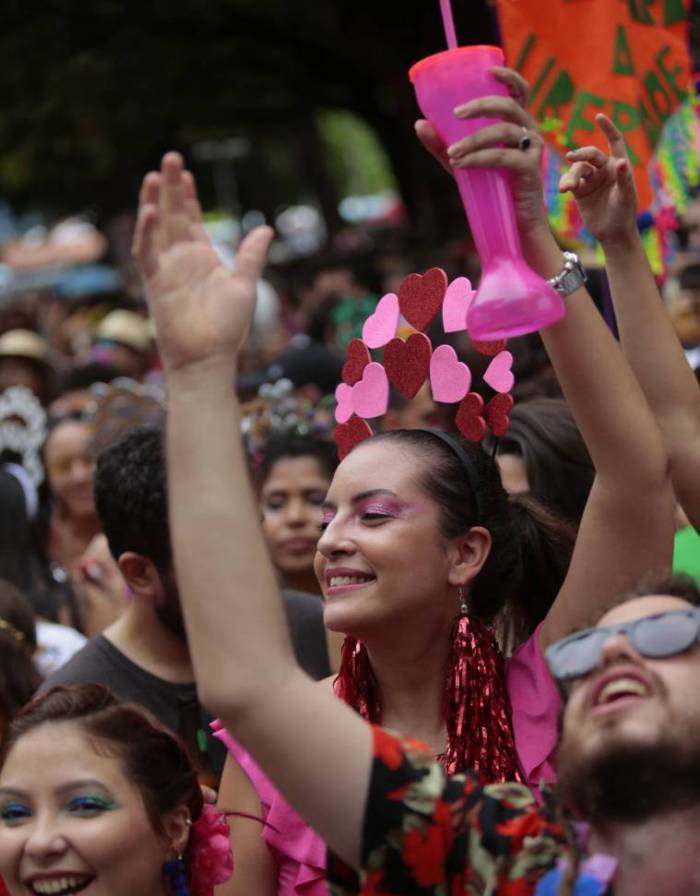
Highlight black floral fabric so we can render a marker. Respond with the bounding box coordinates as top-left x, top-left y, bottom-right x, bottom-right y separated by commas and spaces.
328, 726, 569, 896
